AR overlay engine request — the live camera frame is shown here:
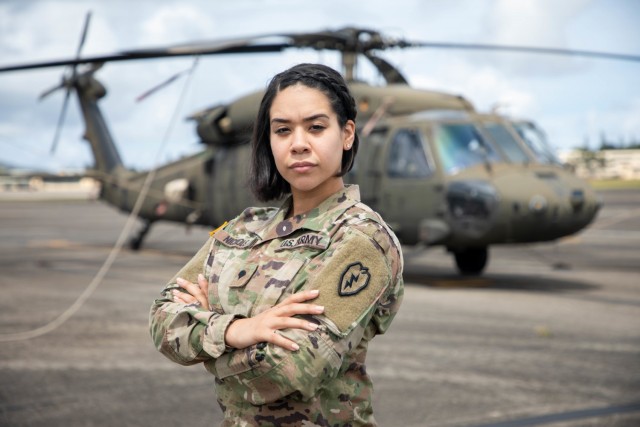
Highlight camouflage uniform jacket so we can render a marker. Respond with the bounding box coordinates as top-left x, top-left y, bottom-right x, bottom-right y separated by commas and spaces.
149, 185, 404, 427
